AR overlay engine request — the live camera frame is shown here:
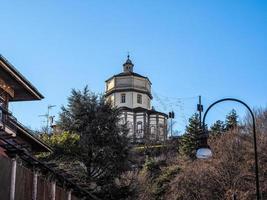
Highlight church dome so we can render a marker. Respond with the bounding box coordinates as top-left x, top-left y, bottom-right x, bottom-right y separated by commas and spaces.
105, 55, 151, 85
105, 56, 153, 100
